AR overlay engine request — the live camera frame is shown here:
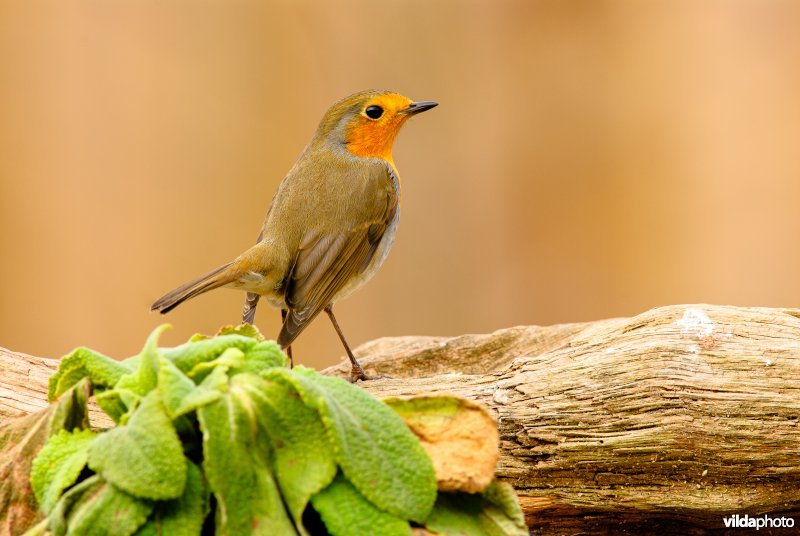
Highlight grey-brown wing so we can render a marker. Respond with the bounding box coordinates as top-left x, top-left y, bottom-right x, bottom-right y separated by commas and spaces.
277, 169, 398, 347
